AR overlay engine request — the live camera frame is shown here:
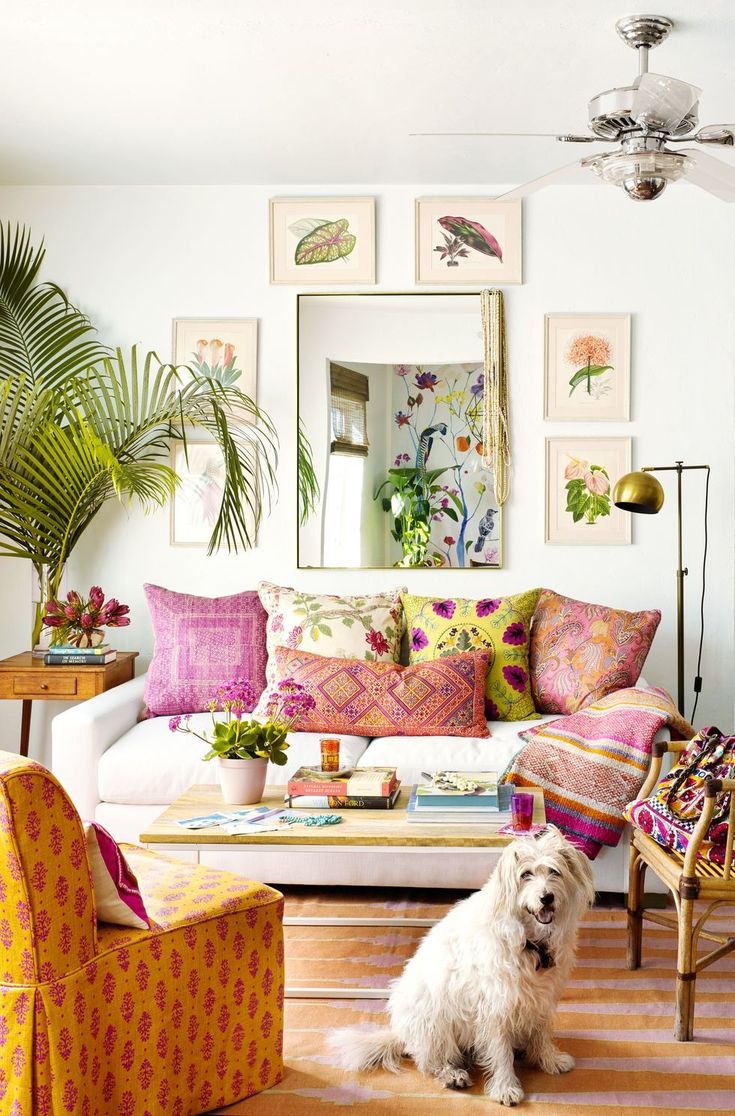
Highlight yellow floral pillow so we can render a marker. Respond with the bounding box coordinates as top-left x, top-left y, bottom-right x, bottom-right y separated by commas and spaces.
401, 589, 541, 721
